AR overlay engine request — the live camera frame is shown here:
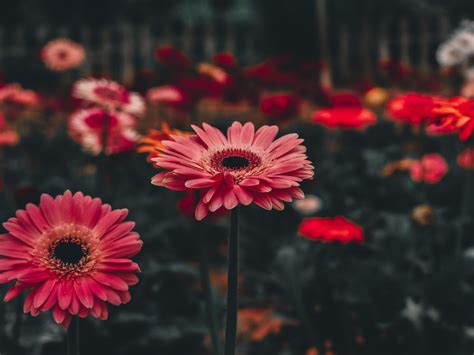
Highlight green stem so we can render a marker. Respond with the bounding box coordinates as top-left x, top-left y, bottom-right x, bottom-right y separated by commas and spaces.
197, 228, 223, 355
224, 208, 239, 355
67, 317, 80, 355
